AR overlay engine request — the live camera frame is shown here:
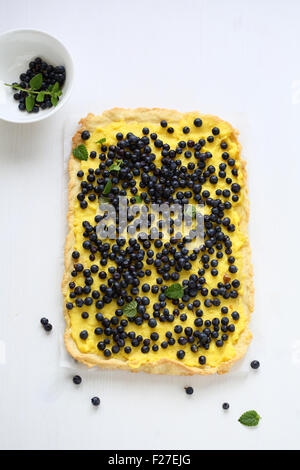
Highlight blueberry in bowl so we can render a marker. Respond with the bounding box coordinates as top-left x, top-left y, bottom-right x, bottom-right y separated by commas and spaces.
0, 29, 74, 123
